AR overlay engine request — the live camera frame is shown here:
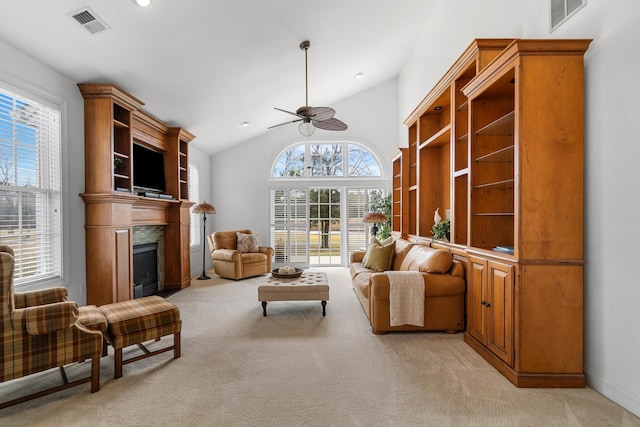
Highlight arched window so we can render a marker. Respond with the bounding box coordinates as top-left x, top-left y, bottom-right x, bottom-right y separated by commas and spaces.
272, 142, 382, 178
